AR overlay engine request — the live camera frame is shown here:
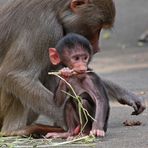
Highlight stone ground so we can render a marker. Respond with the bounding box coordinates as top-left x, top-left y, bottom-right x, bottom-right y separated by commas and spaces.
0, 0, 148, 147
